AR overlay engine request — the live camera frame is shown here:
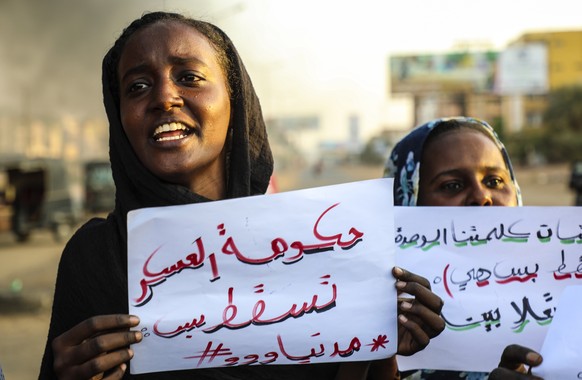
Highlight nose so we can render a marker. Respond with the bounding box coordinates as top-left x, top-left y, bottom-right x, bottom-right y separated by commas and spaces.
152, 79, 184, 111
465, 184, 493, 206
